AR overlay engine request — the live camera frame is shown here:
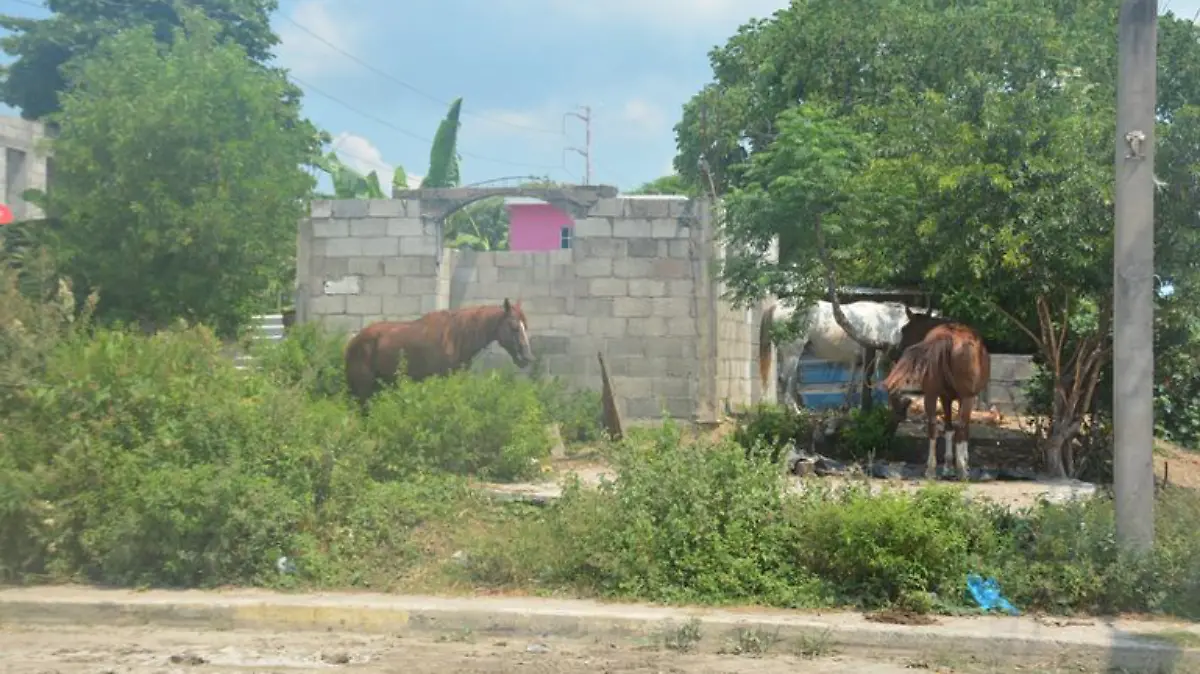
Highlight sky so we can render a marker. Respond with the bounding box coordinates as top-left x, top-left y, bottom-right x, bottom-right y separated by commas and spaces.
1, 0, 1198, 193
